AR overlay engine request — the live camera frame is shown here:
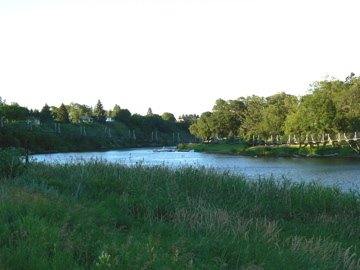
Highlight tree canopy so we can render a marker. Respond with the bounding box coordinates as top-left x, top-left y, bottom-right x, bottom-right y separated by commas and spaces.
67, 103, 92, 123
2, 73, 359, 144
190, 74, 360, 141
161, 112, 176, 122
0, 102, 29, 121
